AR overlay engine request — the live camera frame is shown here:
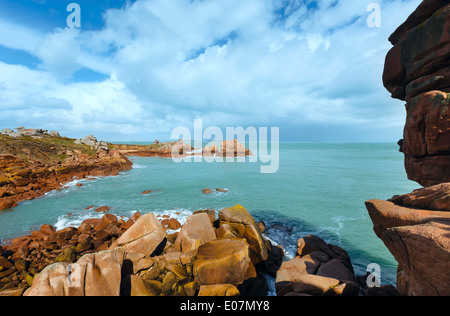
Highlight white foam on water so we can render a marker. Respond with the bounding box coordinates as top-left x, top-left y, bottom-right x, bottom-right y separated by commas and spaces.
53, 206, 203, 233
54, 211, 104, 231
43, 177, 98, 199
151, 208, 195, 233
